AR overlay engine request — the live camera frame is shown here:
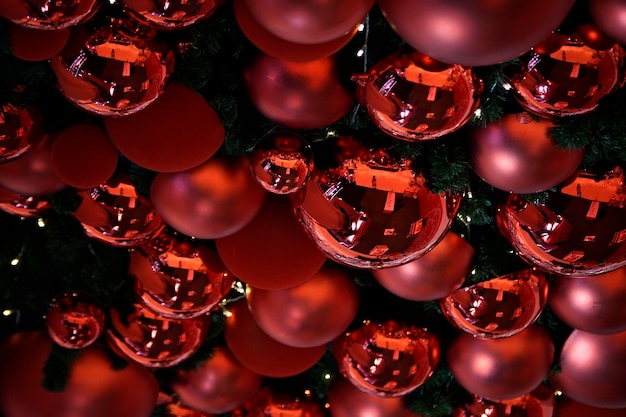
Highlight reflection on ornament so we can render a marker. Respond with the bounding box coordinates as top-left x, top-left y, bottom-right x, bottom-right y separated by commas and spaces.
231, 387, 326, 417
74, 176, 165, 247
165, 401, 214, 417
497, 167, 626, 276
334, 320, 440, 398
250, 130, 313, 194
0, 190, 50, 218
354, 51, 482, 141
46, 291, 105, 349
131, 235, 234, 319
120, 0, 223, 29
0, 0, 100, 30
107, 302, 210, 368
512, 33, 622, 118
50, 19, 175, 116
441, 269, 548, 338
453, 385, 556, 417
295, 139, 461, 269
0, 104, 43, 164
